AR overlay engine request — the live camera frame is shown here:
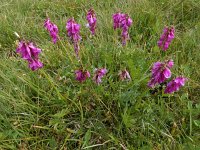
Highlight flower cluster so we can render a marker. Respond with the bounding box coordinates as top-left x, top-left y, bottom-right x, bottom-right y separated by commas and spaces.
165, 77, 187, 94
74, 68, 132, 84
15, 9, 187, 93
66, 18, 81, 56
158, 26, 175, 51
44, 18, 59, 44
93, 68, 107, 84
148, 60, 174, 88
113, 13, 121, 30
75, 69, 90, 82
148, 26, 187, 93
16, 41, 43, 71
119, 69, 131, 81
86, 9, 97, 35
74, 68, 108, 84
148, 60, 187, 93
113, 13, 132, 45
